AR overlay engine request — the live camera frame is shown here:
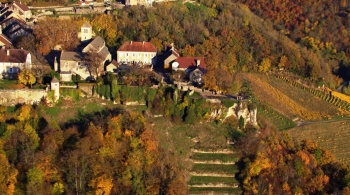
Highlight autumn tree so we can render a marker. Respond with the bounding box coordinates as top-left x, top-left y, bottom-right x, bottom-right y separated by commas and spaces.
18, 69, 36, 88
259, 58, 271, 73
34, 18, 80, 55
83, 48, 104, 79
